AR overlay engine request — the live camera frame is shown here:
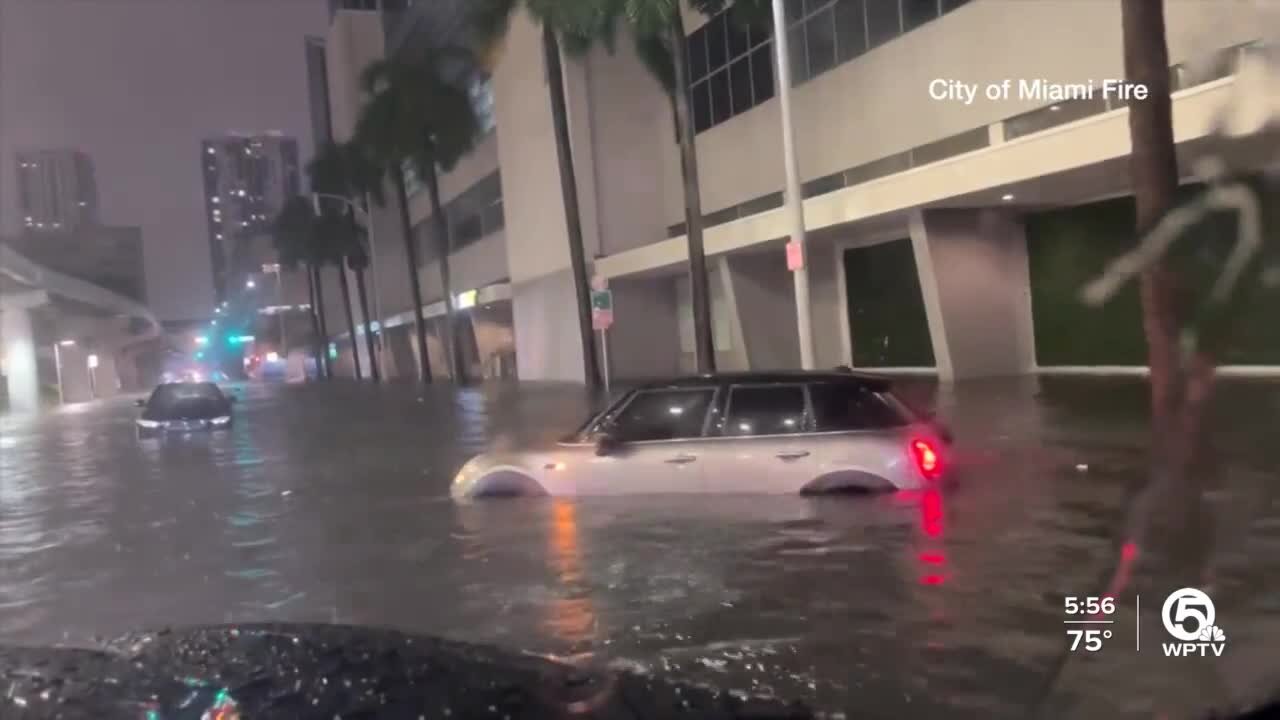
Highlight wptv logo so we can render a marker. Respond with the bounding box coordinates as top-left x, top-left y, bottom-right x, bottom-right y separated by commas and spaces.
1161, 587, 1226, 657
